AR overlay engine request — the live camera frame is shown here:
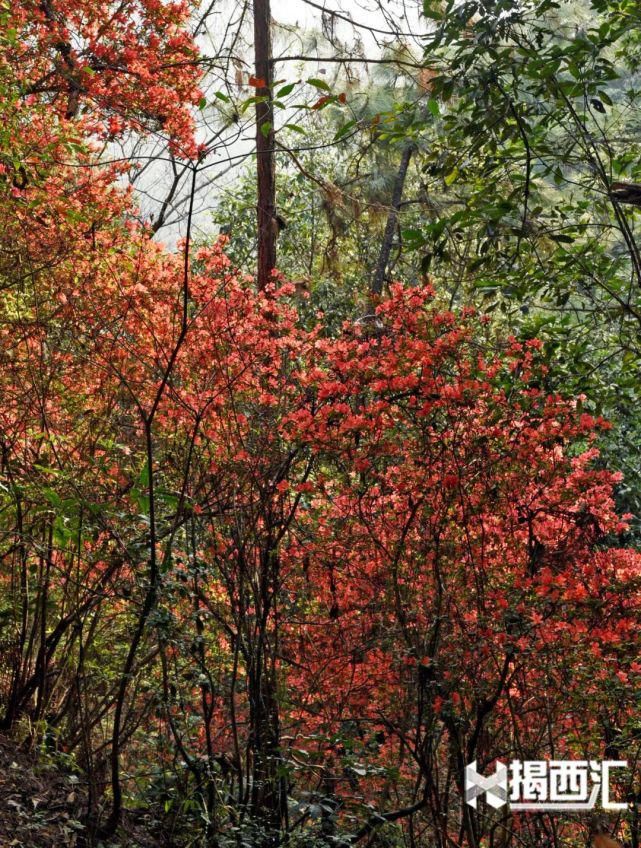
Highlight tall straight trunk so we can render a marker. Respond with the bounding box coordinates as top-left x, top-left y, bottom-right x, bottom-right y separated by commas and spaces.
253, 0, 276, 290
248, 659, 284, 828
244, 544, 286, 838
370, 143, 414, 297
